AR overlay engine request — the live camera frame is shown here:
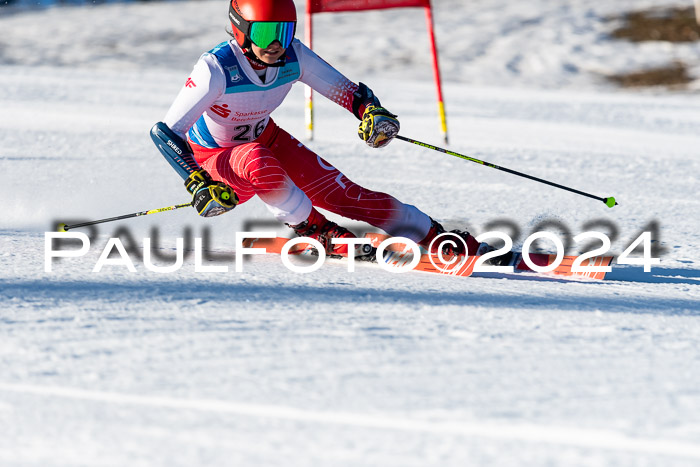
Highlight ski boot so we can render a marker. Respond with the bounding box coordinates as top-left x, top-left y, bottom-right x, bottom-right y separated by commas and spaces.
287, 208, 373, 258
419, 218, 513, 266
